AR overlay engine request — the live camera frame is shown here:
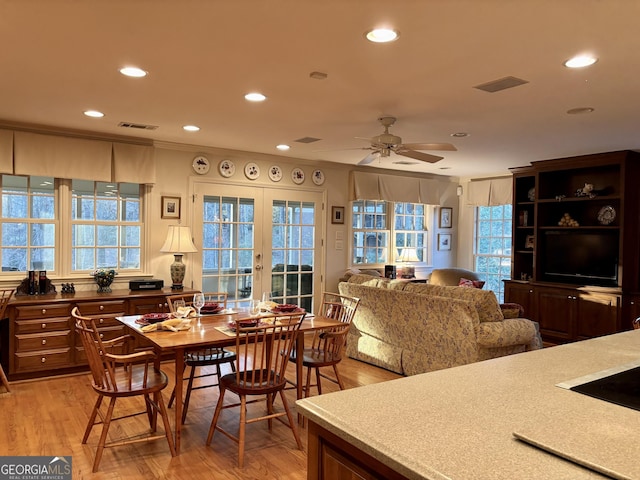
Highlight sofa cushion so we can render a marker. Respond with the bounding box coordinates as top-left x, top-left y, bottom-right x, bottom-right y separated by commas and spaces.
476, 318, 537, 348
402, 282, 504, 323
